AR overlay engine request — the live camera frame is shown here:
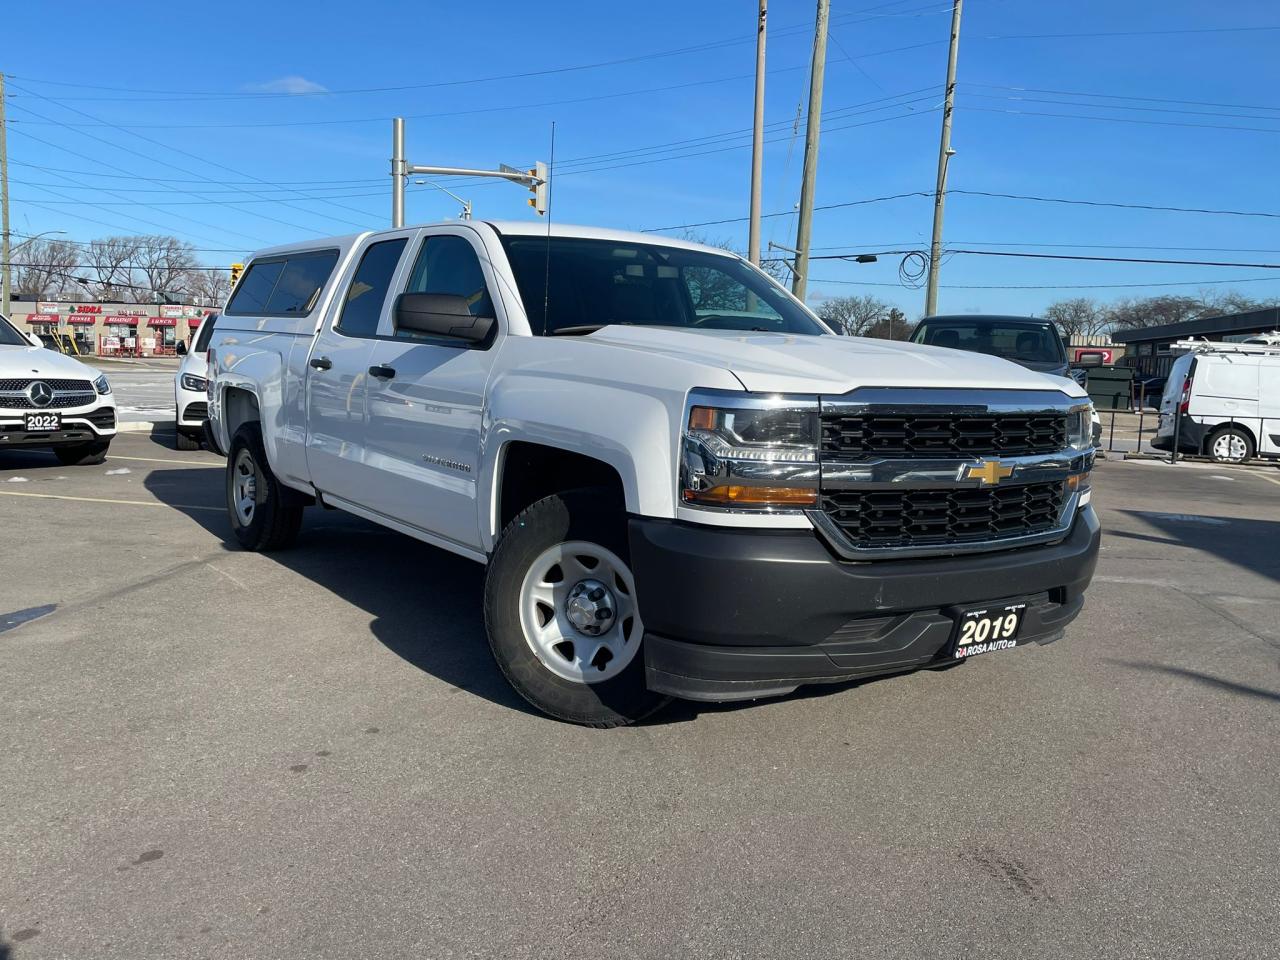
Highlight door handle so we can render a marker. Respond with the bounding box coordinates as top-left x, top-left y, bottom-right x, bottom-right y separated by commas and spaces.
309, 356, 332, 370
368, 365, 396, 380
